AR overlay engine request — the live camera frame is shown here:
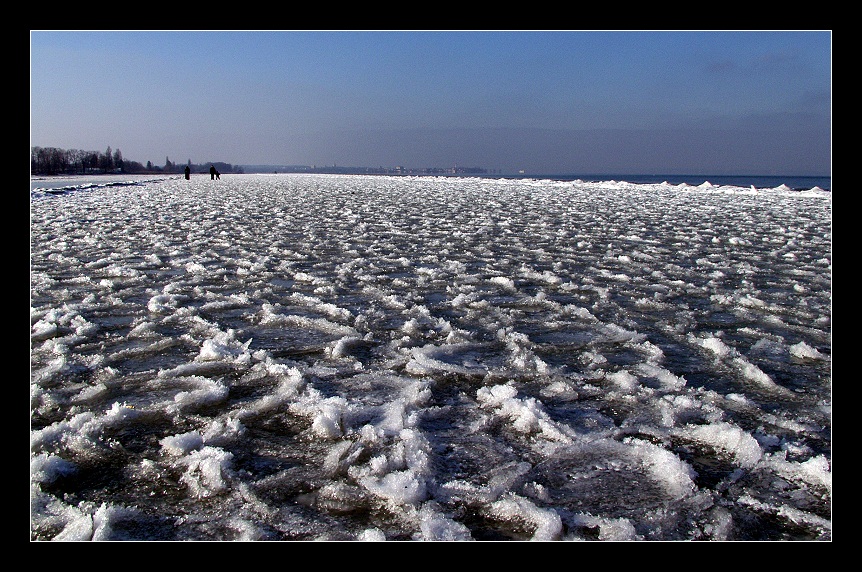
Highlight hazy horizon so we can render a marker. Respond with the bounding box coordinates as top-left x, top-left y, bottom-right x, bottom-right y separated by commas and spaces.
30, 30, 832, 176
